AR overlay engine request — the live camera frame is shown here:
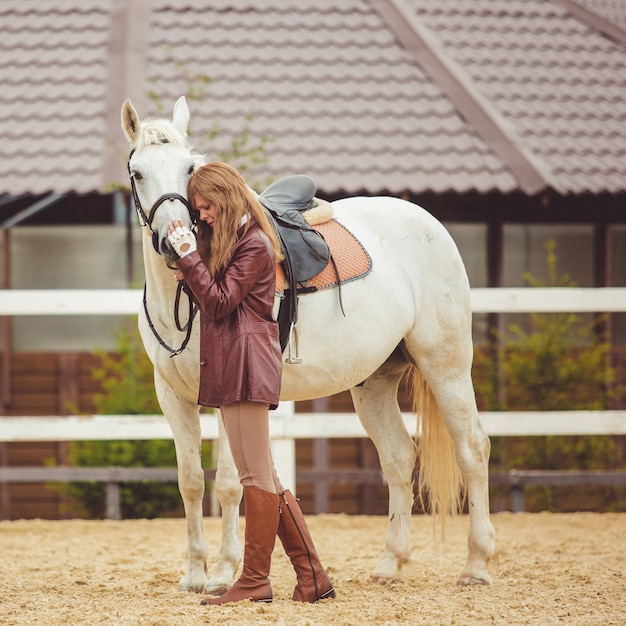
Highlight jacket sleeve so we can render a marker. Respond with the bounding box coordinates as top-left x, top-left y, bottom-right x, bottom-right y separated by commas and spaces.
176, 230, 272, 320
